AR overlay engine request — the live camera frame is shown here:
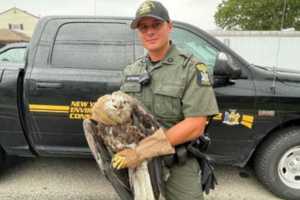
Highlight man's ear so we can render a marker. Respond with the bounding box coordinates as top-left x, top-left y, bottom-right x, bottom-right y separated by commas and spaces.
167, 20, 173, 31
